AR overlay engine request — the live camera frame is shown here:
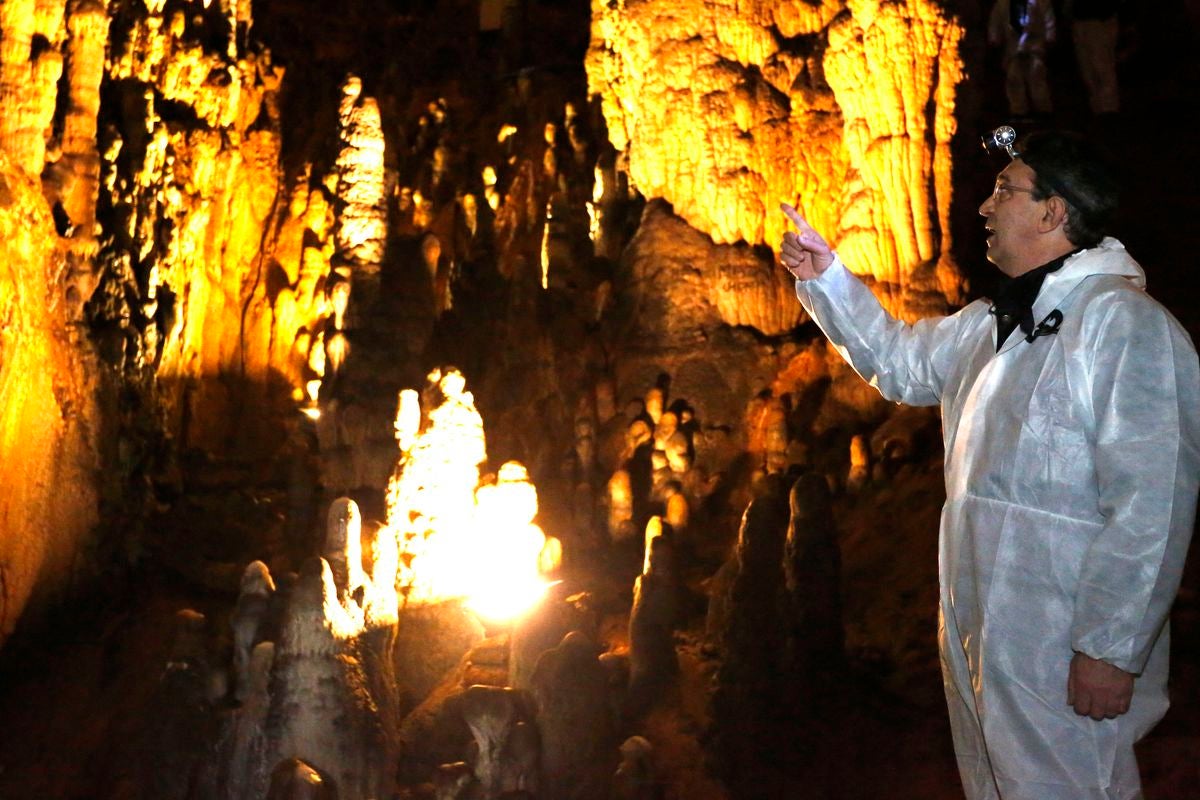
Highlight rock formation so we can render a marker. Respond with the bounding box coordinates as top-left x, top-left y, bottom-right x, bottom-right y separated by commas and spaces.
587, 0, 966, 320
